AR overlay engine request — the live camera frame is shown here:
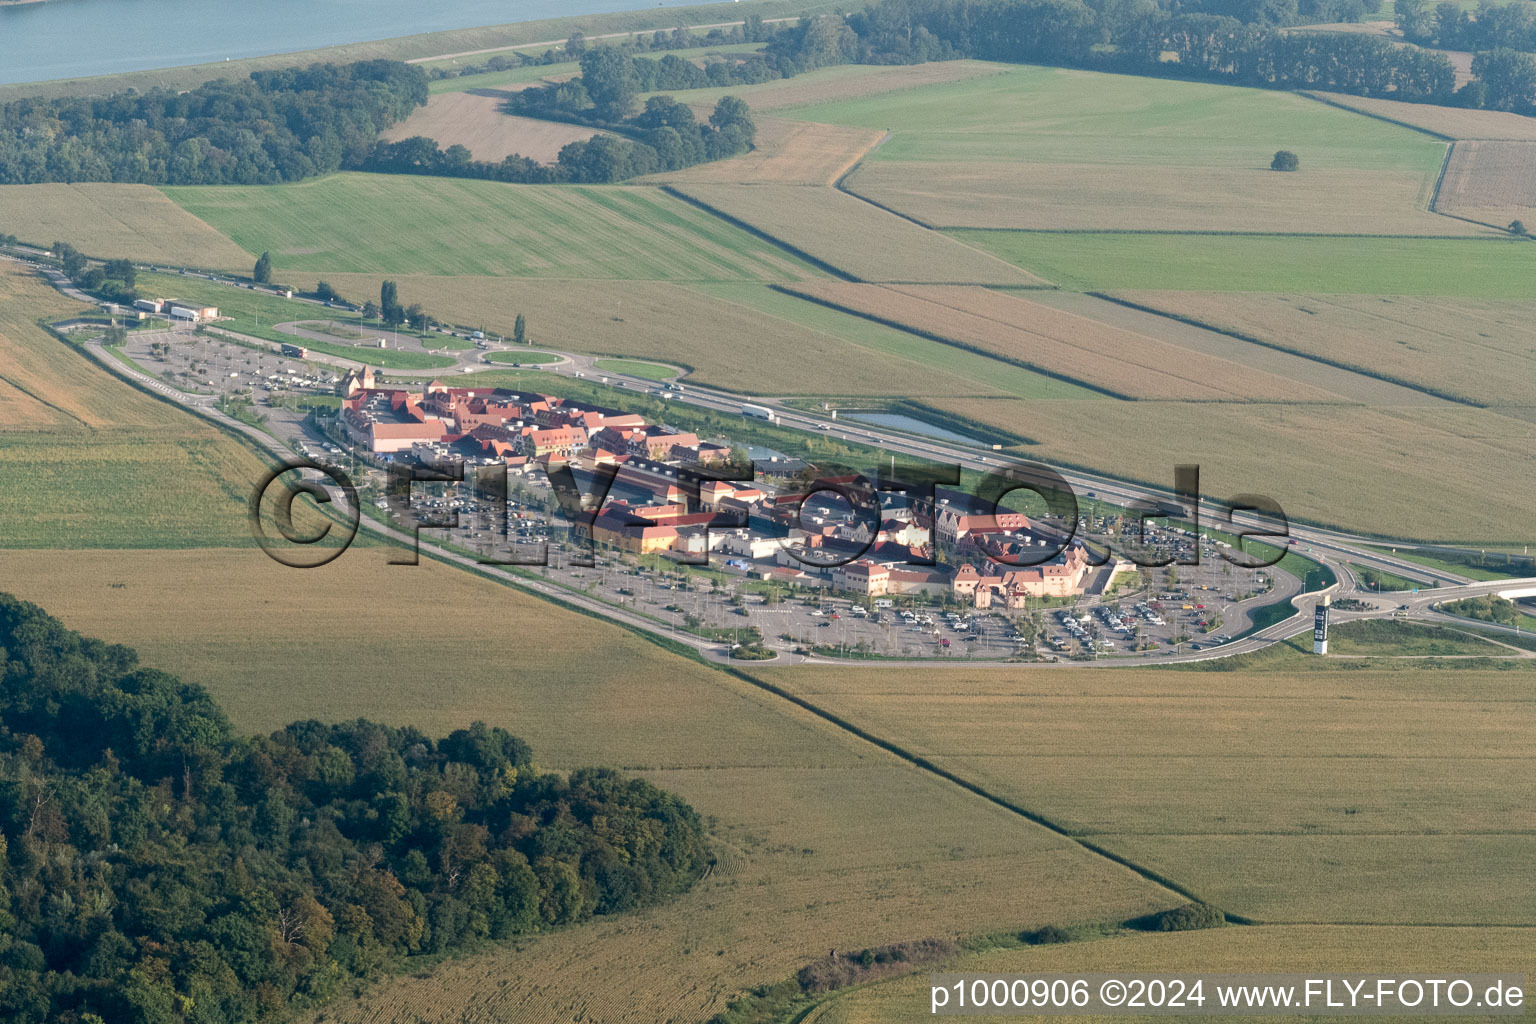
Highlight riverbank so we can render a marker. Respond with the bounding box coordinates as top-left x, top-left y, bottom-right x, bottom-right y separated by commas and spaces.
0, 0, 838, 99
